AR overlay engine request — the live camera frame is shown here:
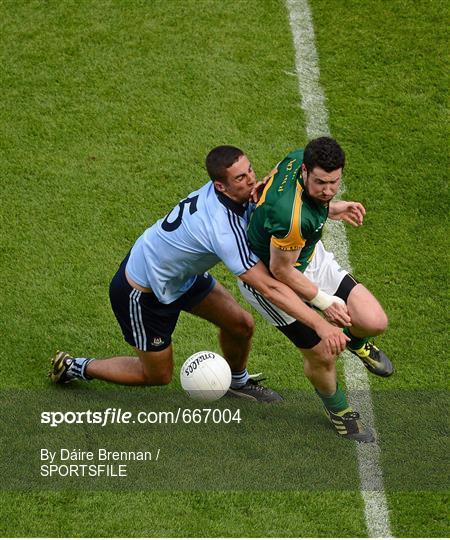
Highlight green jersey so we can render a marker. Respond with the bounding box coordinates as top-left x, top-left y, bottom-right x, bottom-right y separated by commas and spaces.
247, 148, 328, 272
